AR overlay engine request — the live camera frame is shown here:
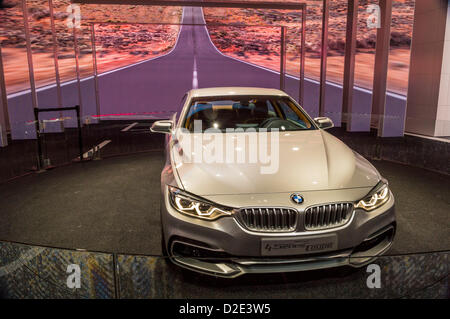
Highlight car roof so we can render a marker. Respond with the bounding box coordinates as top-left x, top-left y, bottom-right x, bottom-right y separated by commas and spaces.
188, 87, 288, 98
